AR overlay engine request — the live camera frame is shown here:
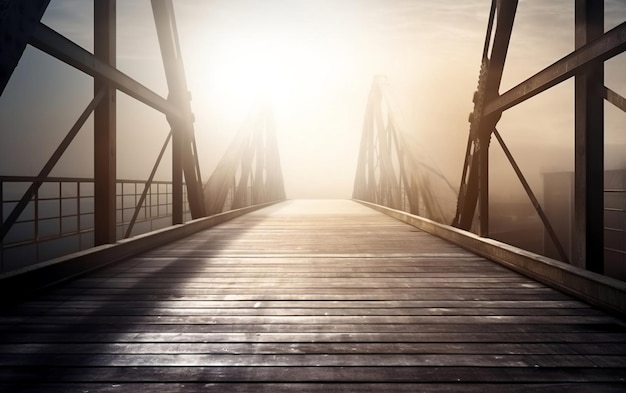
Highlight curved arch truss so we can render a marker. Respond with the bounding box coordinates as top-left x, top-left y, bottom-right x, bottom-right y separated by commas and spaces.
204, 107, 286, 215
353, 77, 456, 223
